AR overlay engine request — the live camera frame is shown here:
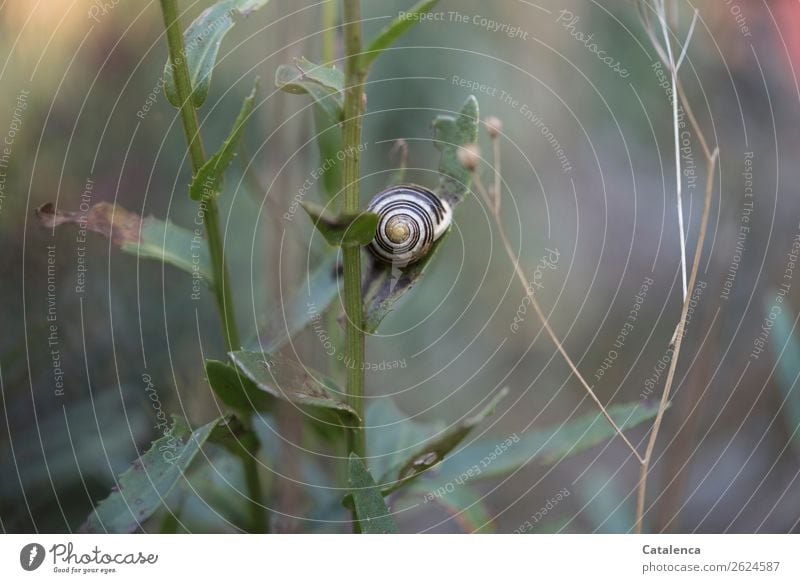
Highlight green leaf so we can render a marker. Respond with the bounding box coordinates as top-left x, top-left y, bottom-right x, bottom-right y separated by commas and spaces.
246, 253, 341, 352
365, 398, 443, 482
275, 57, 344, 121
301, 201, 379, 247
189, 79, 259, 201
35, 202, 211, 283
379, 388, 509, 495
312, 106, 344, 199
206, 359, 271, 411
277, 56, 344, 94
769, 297, 800, 451
423, 401, 660, 489
155, 433, 265, 534
227, 350, 359, 428
275, 57, 345, 199
81, 415, 232, 533
433, 94, 479, 205
361, 96, 479, 332
362, 235, 446, 333
165, 0, 270, 108
348, 454, 398, 534
360, 0, 441, 71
